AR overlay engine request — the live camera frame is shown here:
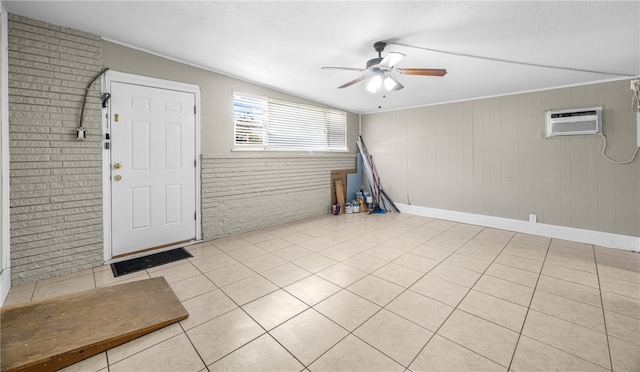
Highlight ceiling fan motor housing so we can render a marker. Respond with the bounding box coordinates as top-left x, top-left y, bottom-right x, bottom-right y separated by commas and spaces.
367, 58, 383, 69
